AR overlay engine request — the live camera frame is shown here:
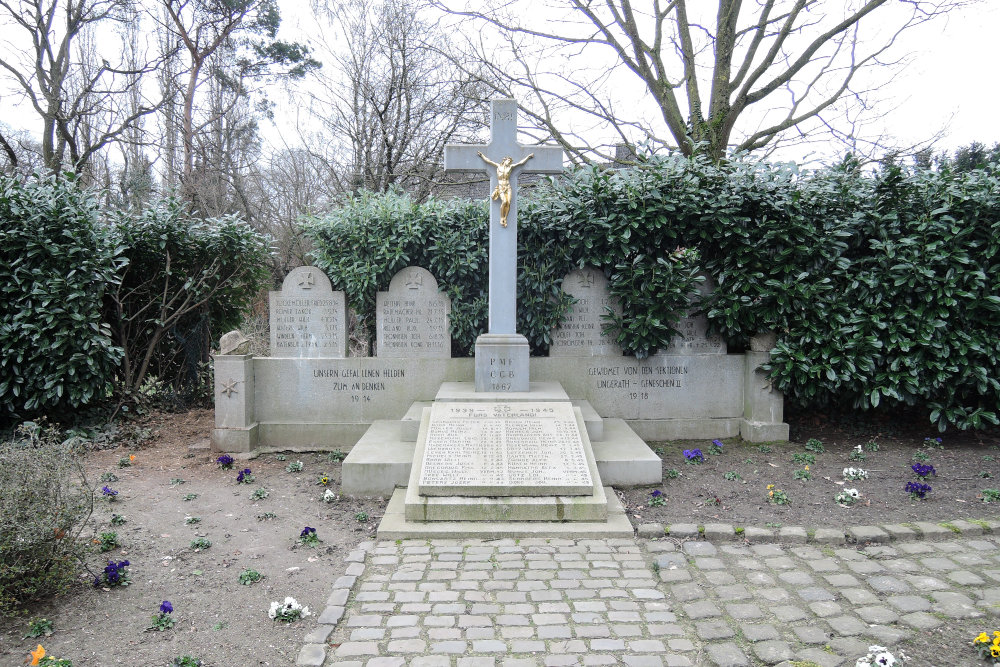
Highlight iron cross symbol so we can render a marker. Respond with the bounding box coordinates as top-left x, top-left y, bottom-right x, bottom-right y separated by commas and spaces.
444, 99, 563, 334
